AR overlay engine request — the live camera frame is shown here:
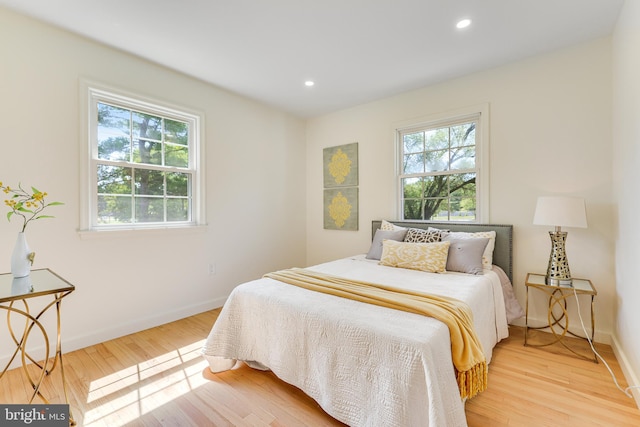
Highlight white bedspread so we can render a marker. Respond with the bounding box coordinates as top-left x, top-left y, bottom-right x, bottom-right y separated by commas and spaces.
202, 255, 509, 427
